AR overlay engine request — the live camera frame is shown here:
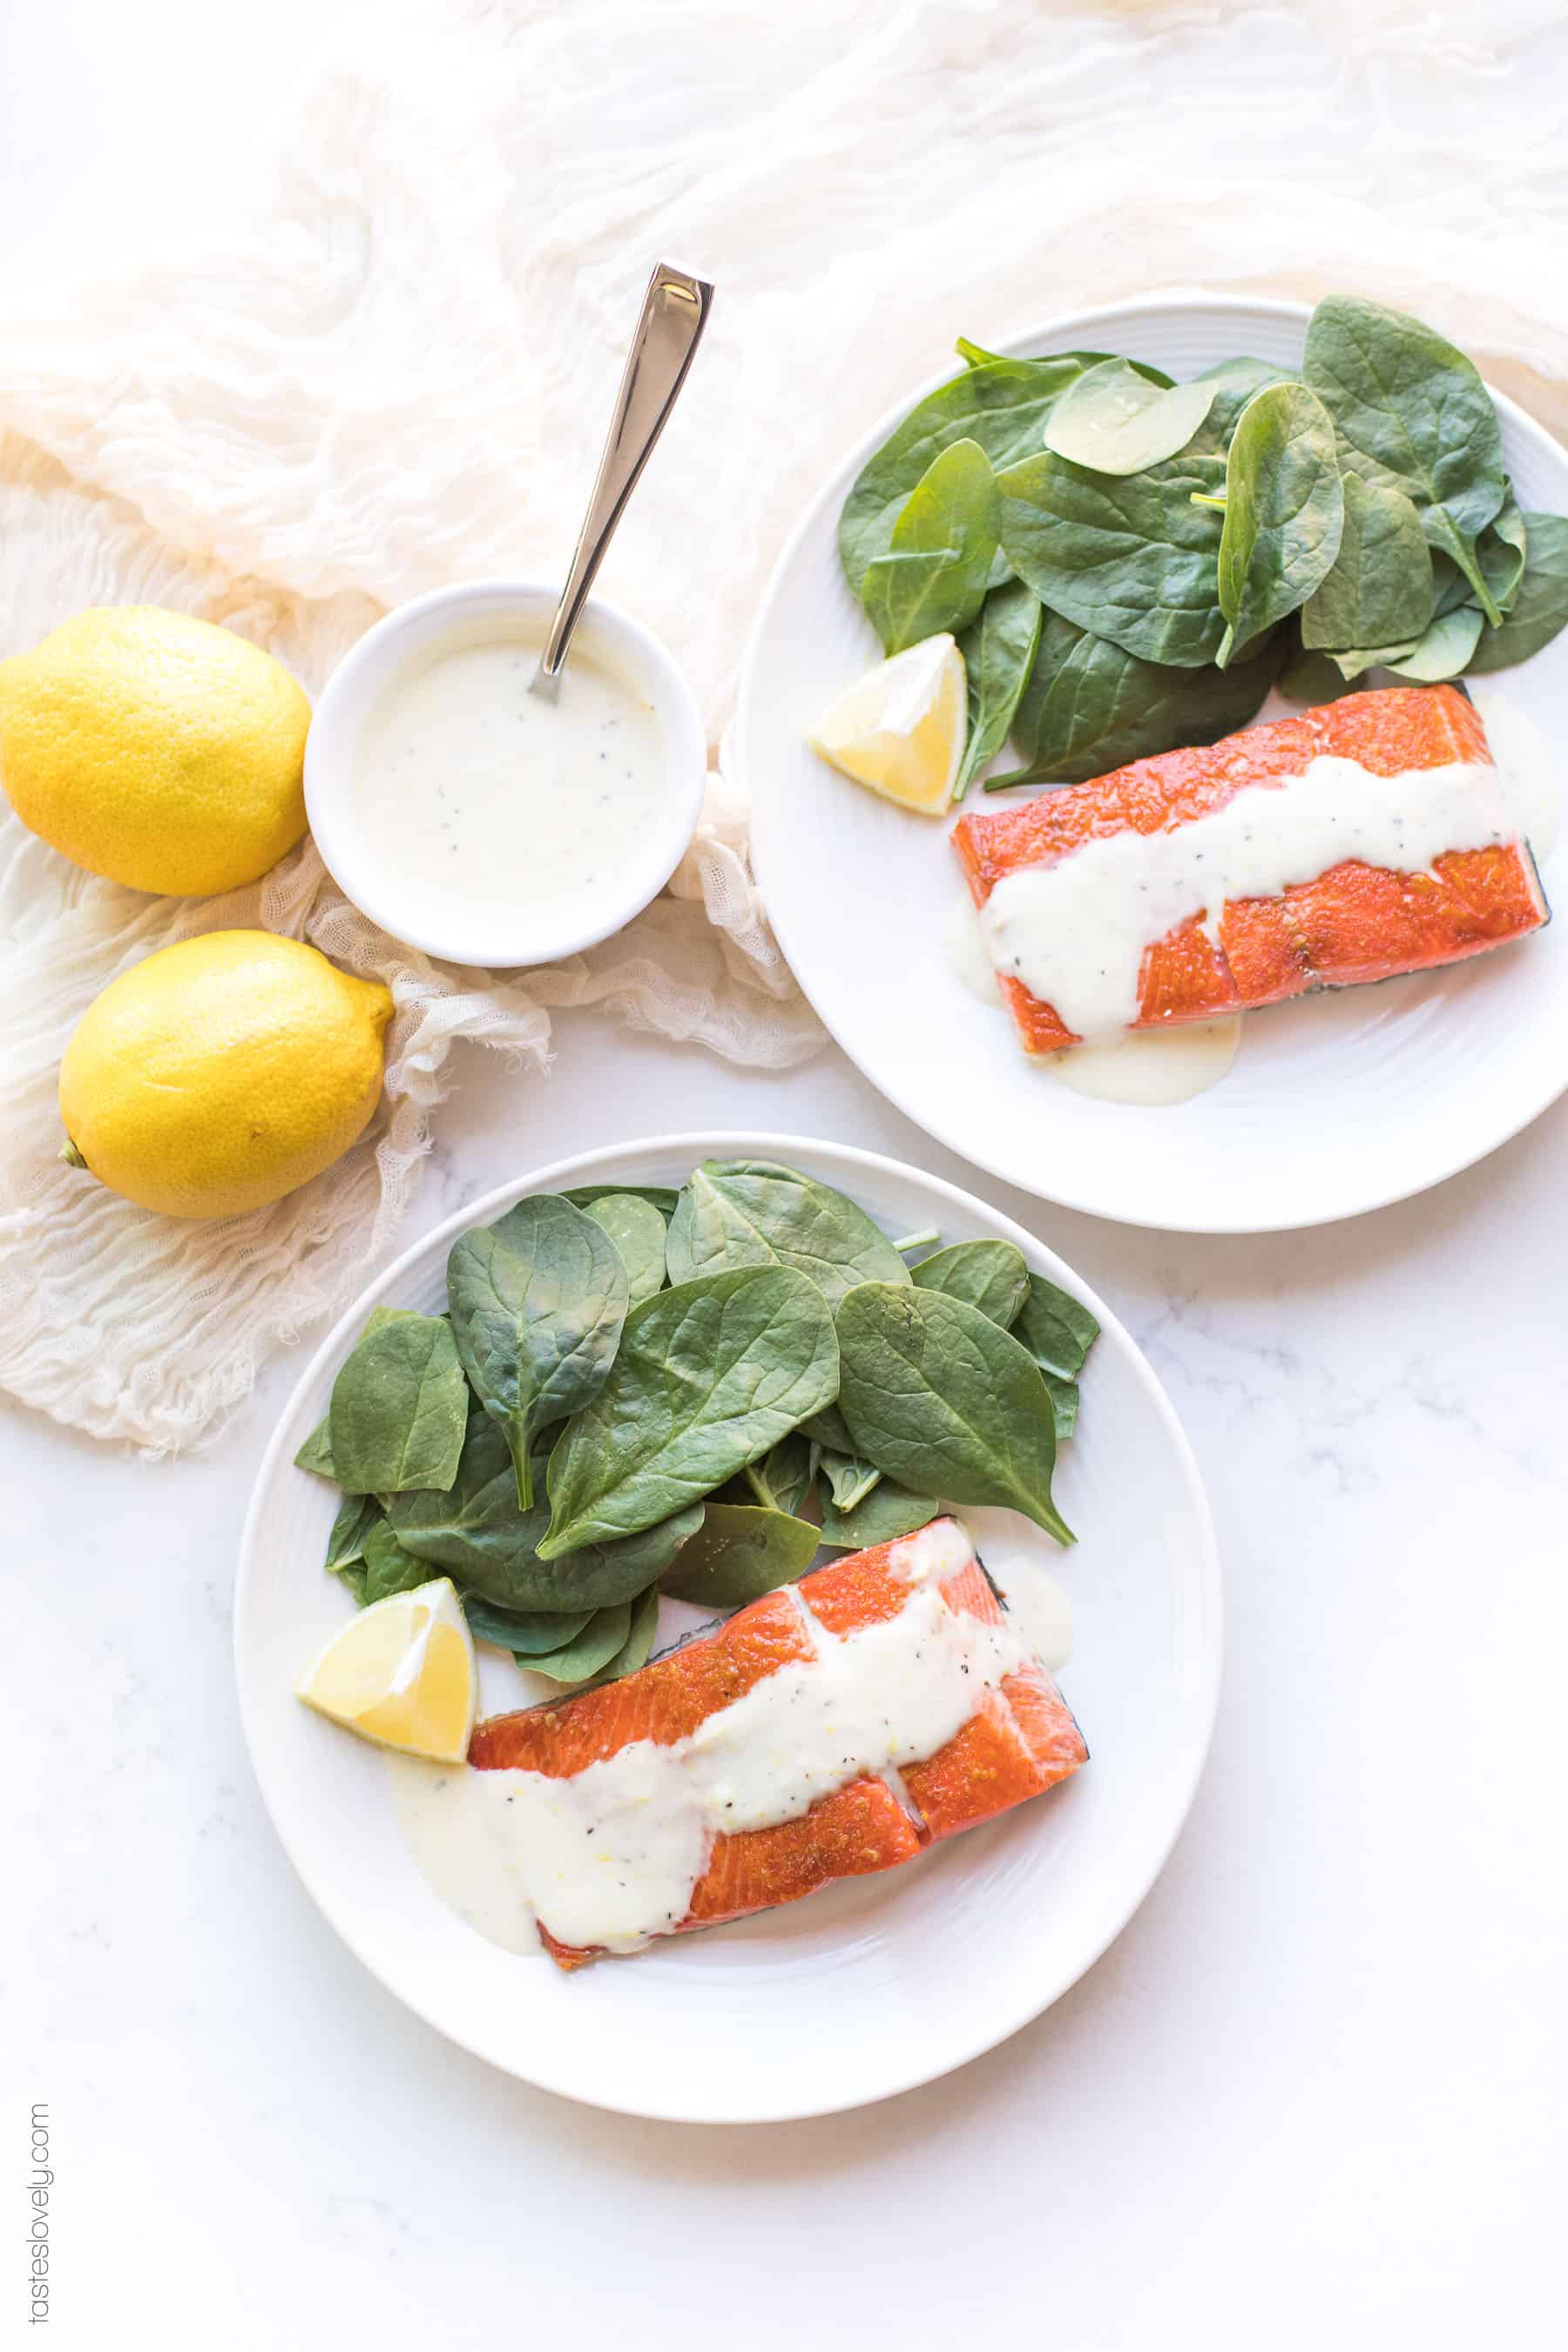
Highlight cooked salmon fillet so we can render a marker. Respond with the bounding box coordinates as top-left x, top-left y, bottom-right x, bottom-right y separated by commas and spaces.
950, 684, 1548, 1054
469, 1519, 1086, 1968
